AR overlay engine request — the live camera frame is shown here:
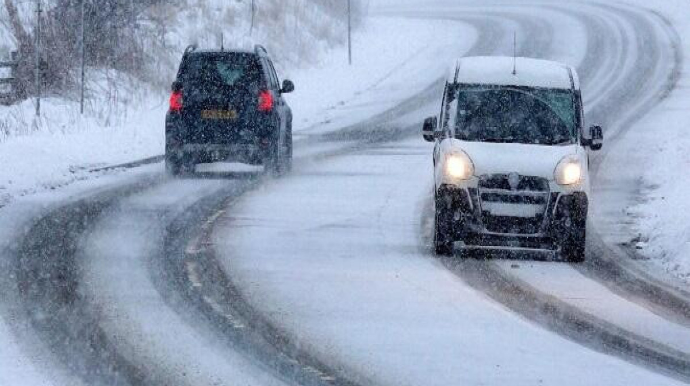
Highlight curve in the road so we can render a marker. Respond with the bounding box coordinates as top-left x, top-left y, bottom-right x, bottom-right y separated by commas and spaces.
10, 177, 169, 386
129, 8, 558, 386
3, 14, 505, 386
8, 1, 690, 385
427, 1, 690, 381
153, 189, 372, 386
559, 2, 690, 330
139, 11, 532, 386
169, 1, 690, 384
